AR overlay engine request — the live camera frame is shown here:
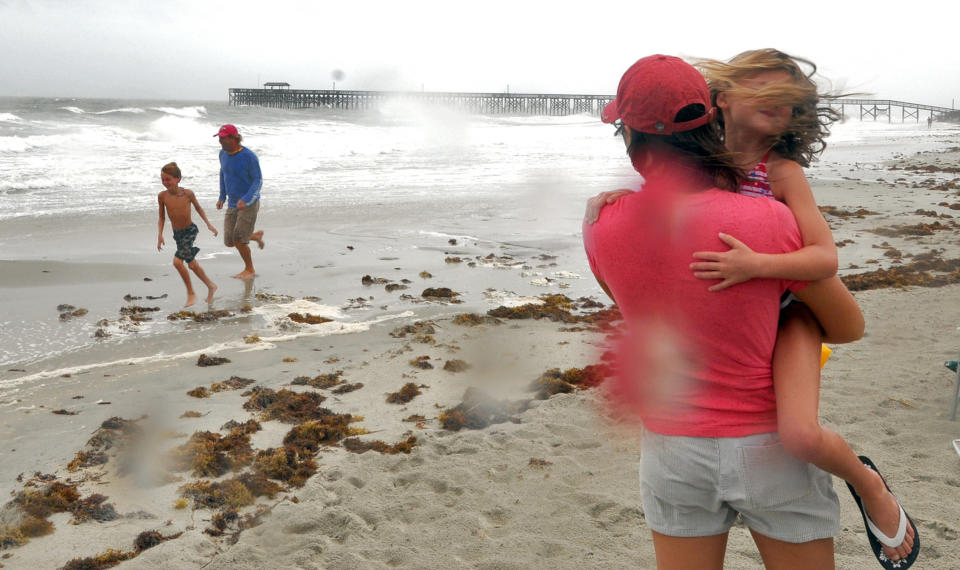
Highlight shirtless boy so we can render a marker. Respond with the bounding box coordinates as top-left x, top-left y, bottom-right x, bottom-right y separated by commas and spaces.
157, 162, 218, 307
